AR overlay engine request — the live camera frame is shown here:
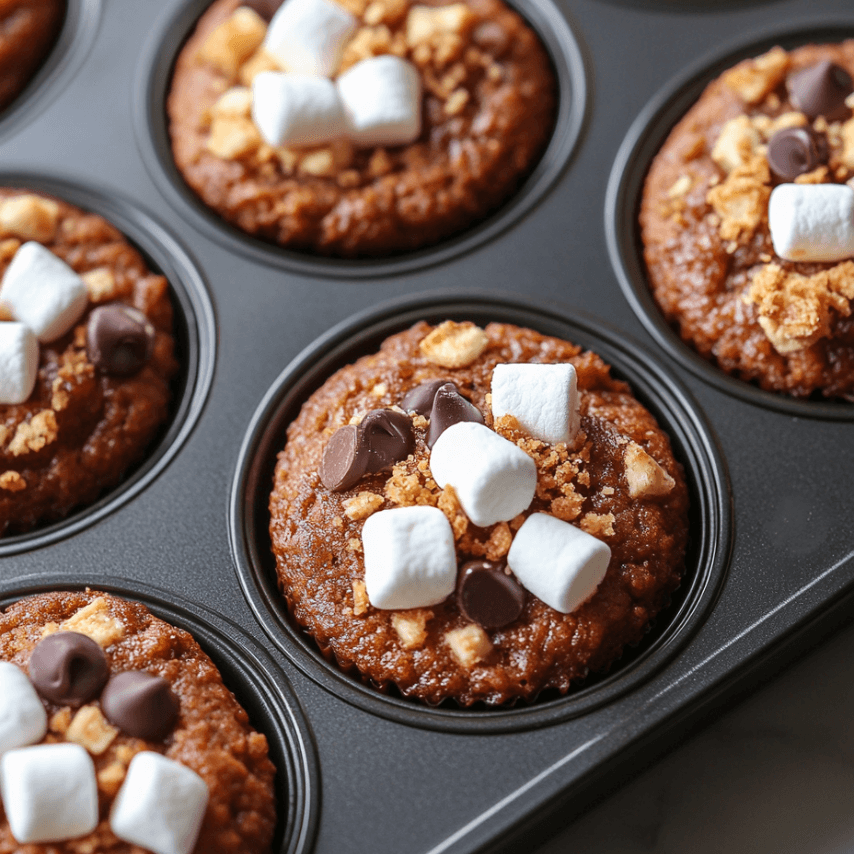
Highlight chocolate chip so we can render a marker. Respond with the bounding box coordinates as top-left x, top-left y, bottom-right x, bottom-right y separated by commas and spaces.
401, 380, 452, 415
29, 632, 109, 706
86, 304, 155, 376
457, 560, 525, 629
361, 409, 415, 472
241, 0, 283, 20
767, 127, 828, 180
427, 383, 484, 447
787, 60, 853, 121
101, 671, 180, 741
321, 424, 367, 491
